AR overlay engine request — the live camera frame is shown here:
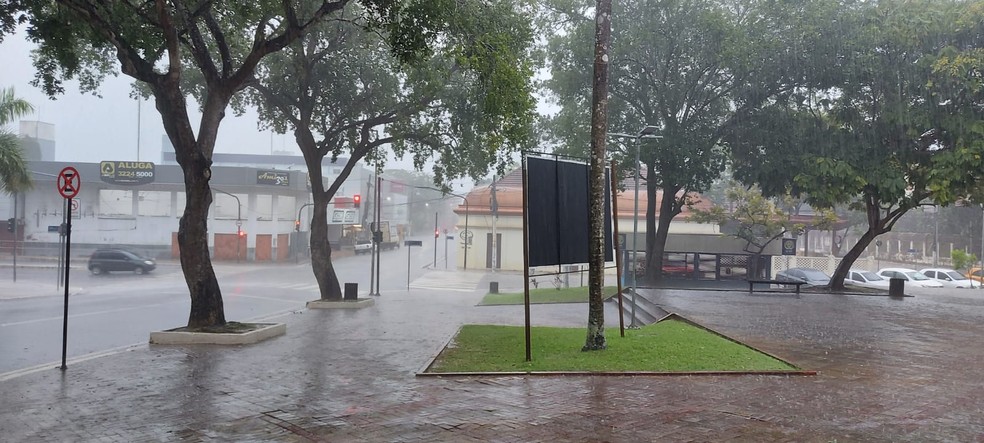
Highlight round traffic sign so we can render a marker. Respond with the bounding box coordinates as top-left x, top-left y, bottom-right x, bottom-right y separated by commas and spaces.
57, 167, 81, 199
